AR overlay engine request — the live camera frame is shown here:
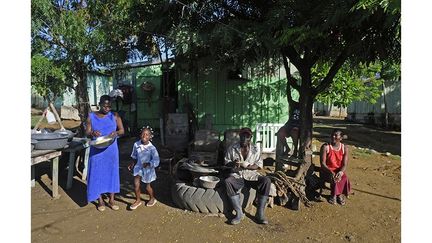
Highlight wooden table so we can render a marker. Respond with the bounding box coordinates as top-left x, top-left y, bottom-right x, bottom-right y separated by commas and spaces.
62, 138, 90, 189
31, 137, 91, 198
31, 149, 62, 199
